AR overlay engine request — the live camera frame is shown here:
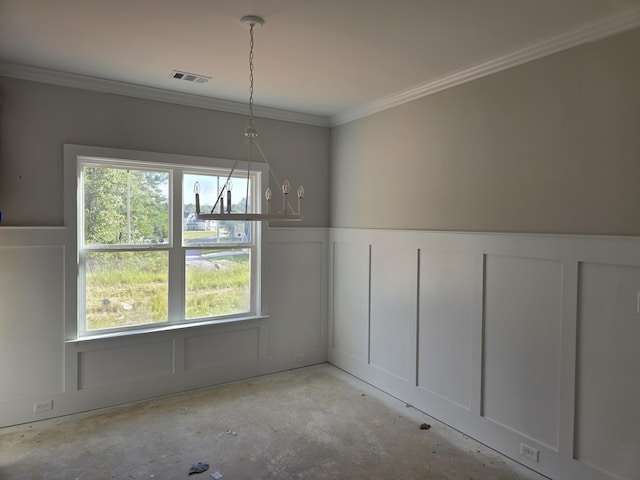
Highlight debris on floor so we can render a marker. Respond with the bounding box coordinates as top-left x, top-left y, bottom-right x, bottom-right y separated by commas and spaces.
419, 423, 431, 430
225, 429, 238, 436
188, 462, 210, 475
360, 392, 366, 396
211, 472, 223, 479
